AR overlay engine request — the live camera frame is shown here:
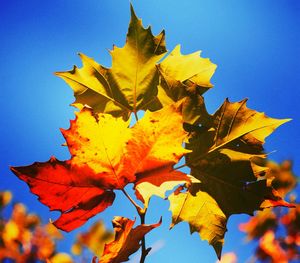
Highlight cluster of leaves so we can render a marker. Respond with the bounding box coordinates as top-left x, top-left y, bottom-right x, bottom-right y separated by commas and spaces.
10, 5, 292, 262
0, 191, 124, 262
239, 160, 299, 262
0, 191, 73, 263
